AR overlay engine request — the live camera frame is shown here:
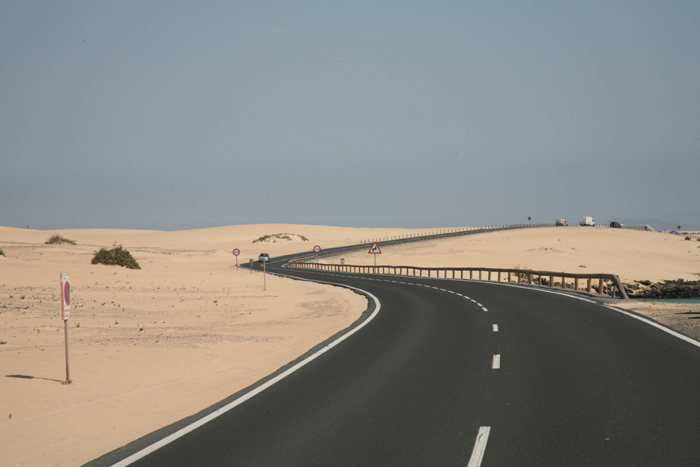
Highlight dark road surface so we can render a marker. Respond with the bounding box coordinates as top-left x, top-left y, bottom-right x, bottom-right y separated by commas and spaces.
88, 251, 700, 467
